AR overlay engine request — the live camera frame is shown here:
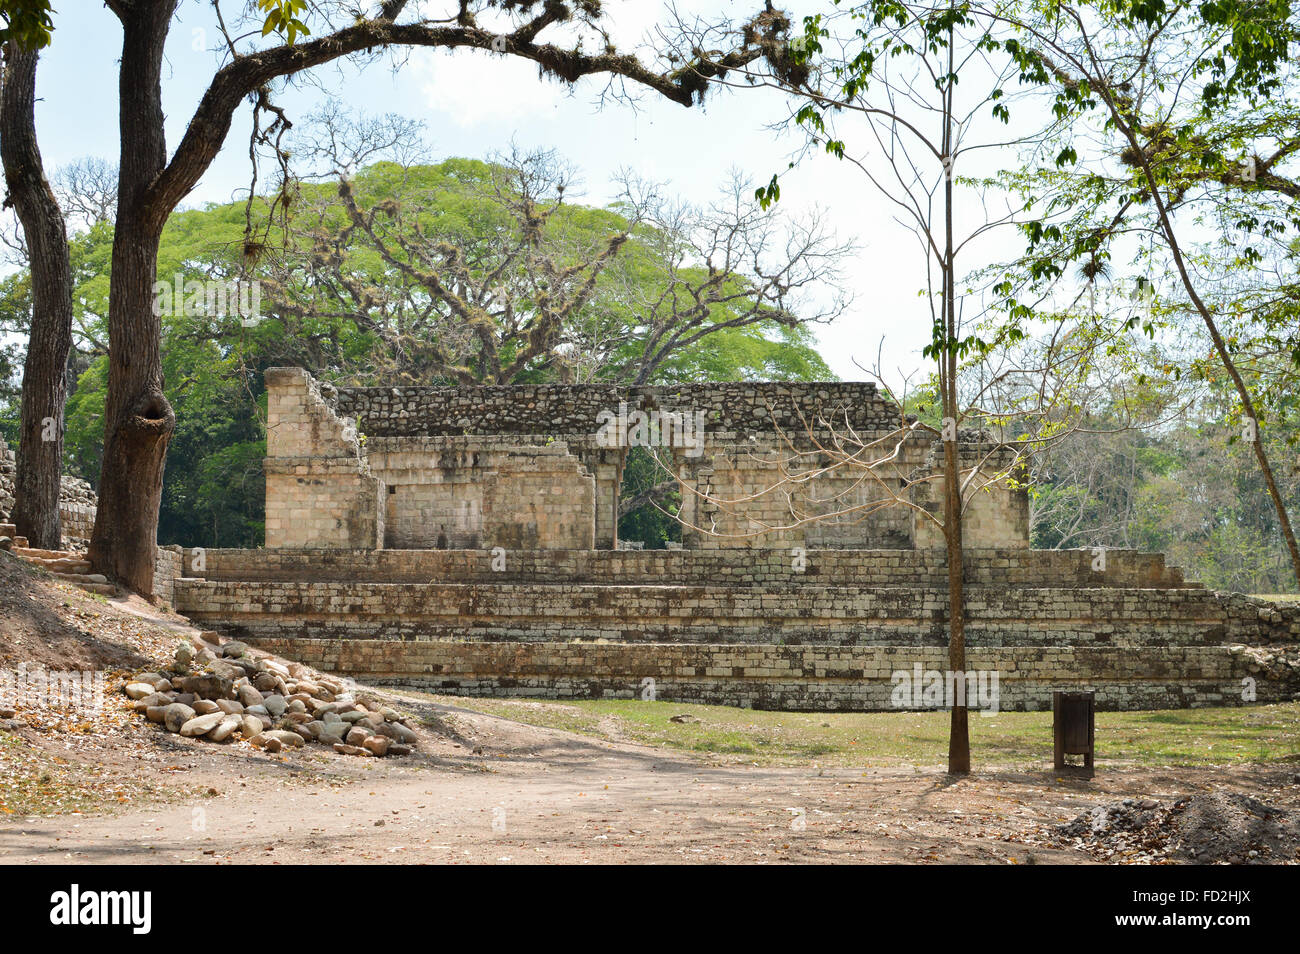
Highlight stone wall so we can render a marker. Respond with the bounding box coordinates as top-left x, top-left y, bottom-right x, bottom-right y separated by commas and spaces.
331, 380, 897, 438
0, 435, 99, 549
174, 543, 1300, 711
675, 431, 1029, 551
910, 439, 1031, 549
173, 580, 1285, 647
243, 638, 1285, 712
0, 436, 12, 519
153, 545, 183, 607
367, 438, 595, 549
183, 545, 1193, 588
58, 478, 98, 547
264, 368, 384, 549
266, 368, 1030, 552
